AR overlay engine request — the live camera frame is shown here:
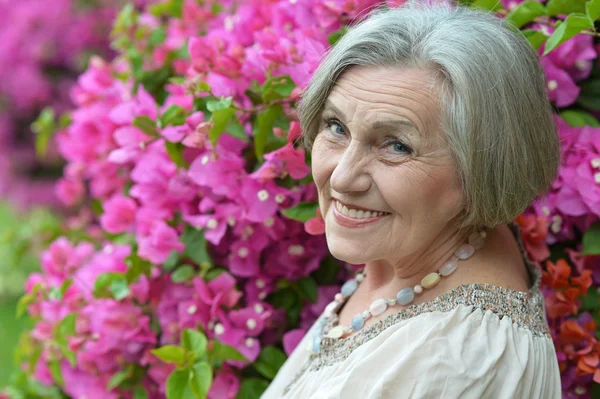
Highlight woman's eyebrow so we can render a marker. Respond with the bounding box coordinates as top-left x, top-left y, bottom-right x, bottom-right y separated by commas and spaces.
322, 100, 347, 120
322, 100, 419, 134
